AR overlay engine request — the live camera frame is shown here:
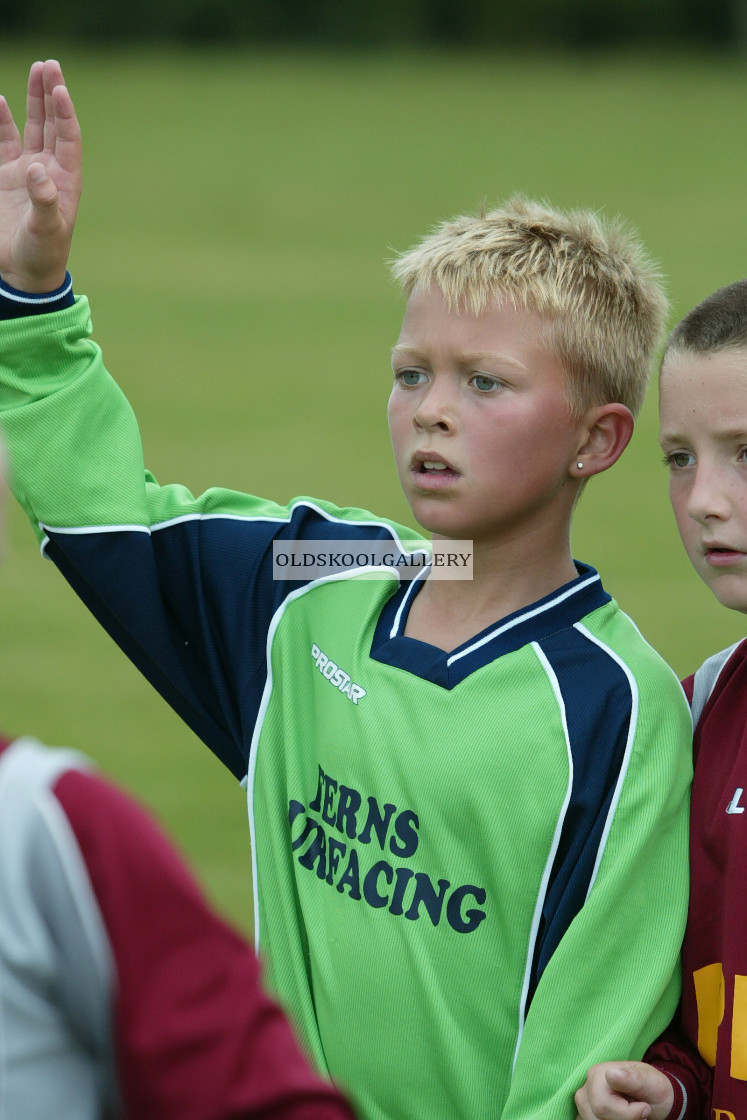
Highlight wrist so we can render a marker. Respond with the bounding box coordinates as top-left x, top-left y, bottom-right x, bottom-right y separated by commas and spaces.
0, 270, 68, 294
0, 272, 75, 320
655, 1070, 681, 1120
